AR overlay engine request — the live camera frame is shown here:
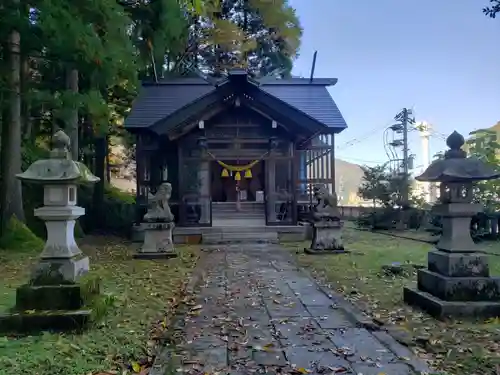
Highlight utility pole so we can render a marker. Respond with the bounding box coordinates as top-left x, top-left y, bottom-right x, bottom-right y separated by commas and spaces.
393, 108, 414, 206
402, 108, 409, 205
